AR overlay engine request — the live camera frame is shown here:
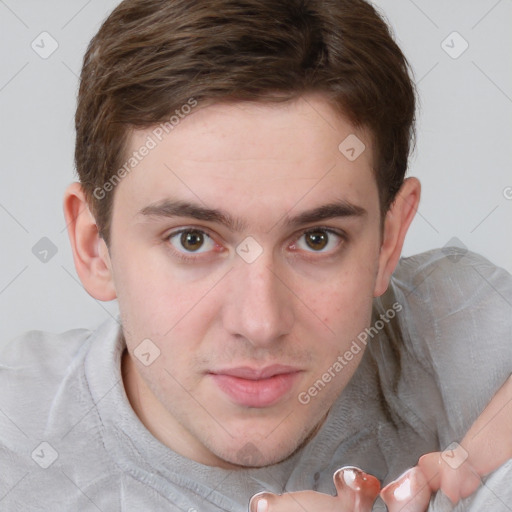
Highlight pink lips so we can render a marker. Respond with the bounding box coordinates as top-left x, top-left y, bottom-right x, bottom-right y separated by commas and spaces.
209, 365, 301, 408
